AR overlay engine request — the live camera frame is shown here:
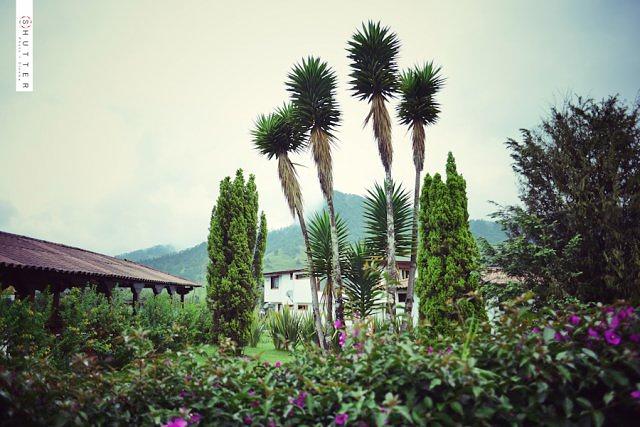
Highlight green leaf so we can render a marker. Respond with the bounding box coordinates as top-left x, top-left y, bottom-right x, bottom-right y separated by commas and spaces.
543, 327, 556, 343
603, 391, 614, 405
592, 410, 605, 427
